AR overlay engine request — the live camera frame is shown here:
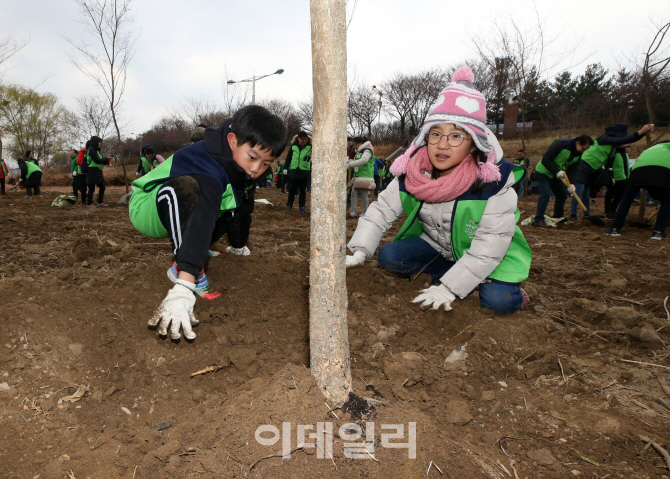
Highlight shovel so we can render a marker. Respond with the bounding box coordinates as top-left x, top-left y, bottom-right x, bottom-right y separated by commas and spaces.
630, 208, 659, 228
558, 175, 606, 227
